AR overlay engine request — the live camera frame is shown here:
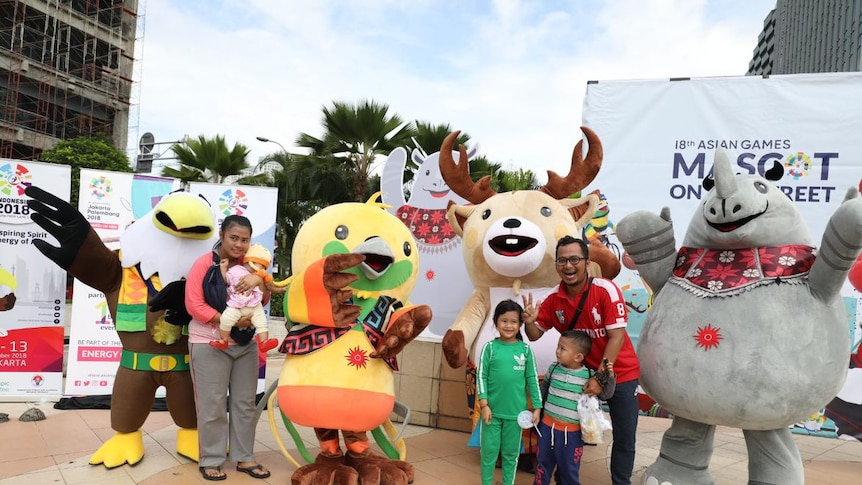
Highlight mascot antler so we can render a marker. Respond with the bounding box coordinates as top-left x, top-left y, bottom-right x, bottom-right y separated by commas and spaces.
540, 126, 603, 200
439, 131, 496, 204
439, 127, 602, 203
